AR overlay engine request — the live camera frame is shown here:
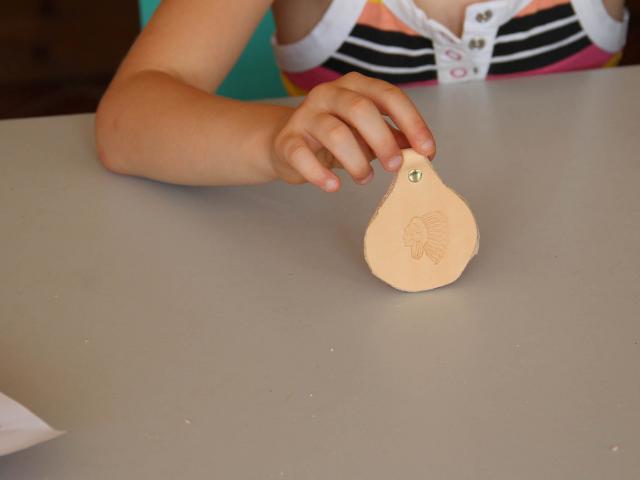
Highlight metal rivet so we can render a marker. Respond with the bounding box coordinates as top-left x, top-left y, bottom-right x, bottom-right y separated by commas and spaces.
408, 169, 423, 183
475, 9, 493, 22
469, 38, 486, 49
